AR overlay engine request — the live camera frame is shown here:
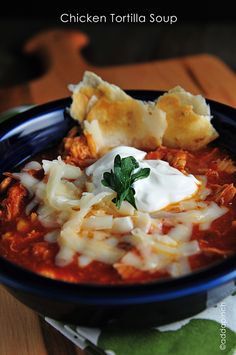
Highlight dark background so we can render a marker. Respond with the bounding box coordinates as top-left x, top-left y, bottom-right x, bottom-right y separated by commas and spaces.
0, 5, 235, 89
